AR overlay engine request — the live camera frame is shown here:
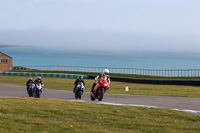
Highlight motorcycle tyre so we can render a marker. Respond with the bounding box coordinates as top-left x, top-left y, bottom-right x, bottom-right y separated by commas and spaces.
38, 93, 40, 98
34, 91, 36, 98
29, 90, 33, 97
75, 90, 78, 99
34, 90, 40, 98
78, 91, 82, 99
98, 87, 104, 101
90, 91, 95, 101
